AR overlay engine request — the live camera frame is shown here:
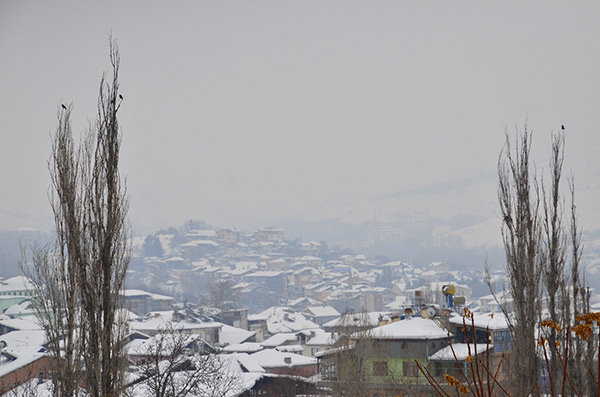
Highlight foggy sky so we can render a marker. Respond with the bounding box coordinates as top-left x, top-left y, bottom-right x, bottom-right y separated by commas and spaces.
2, 2, 599, 235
